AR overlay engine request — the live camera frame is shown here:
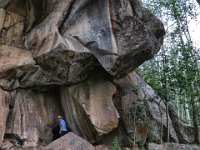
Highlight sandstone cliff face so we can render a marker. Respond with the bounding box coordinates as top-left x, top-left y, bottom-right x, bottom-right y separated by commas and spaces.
0, 0, 192, 149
